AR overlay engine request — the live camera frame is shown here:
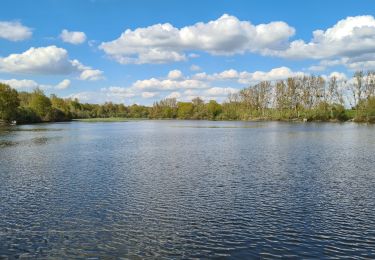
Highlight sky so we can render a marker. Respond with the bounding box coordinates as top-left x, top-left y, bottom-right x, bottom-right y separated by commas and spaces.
1, 0, 375, 105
